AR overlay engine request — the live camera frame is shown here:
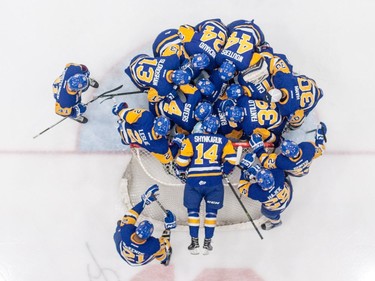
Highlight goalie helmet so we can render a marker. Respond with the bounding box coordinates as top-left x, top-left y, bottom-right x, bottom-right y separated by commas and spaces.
112, 102, 129, 116
153, 116, 170, 137
135, 220, 154, 240
226, 84, 243, 100
256, 169, 274, 190
281, 139, 300, 158
67, 74, 88, 91
196, 78, 215, 97
194, 102, 212, 121
225, 106, 244, 123
202, 115, 220, 134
